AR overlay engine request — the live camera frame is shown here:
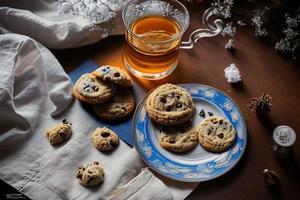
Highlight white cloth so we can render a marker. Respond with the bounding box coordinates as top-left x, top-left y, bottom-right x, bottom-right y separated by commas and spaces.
0, 0, 198, 199
0, 32, 197, 200
0, 0, 125, 49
